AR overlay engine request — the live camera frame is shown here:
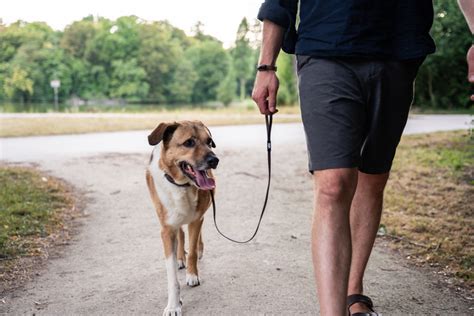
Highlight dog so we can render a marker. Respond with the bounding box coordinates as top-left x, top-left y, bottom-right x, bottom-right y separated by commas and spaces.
145, 121, 218, 316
